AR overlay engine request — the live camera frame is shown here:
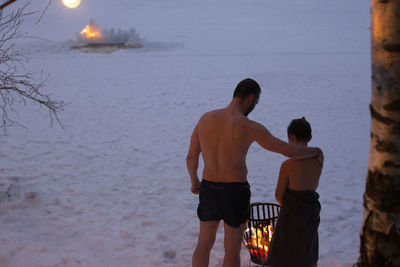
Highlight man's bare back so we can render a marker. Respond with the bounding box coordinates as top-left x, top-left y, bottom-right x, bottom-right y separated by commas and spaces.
197, 108, 255, 183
